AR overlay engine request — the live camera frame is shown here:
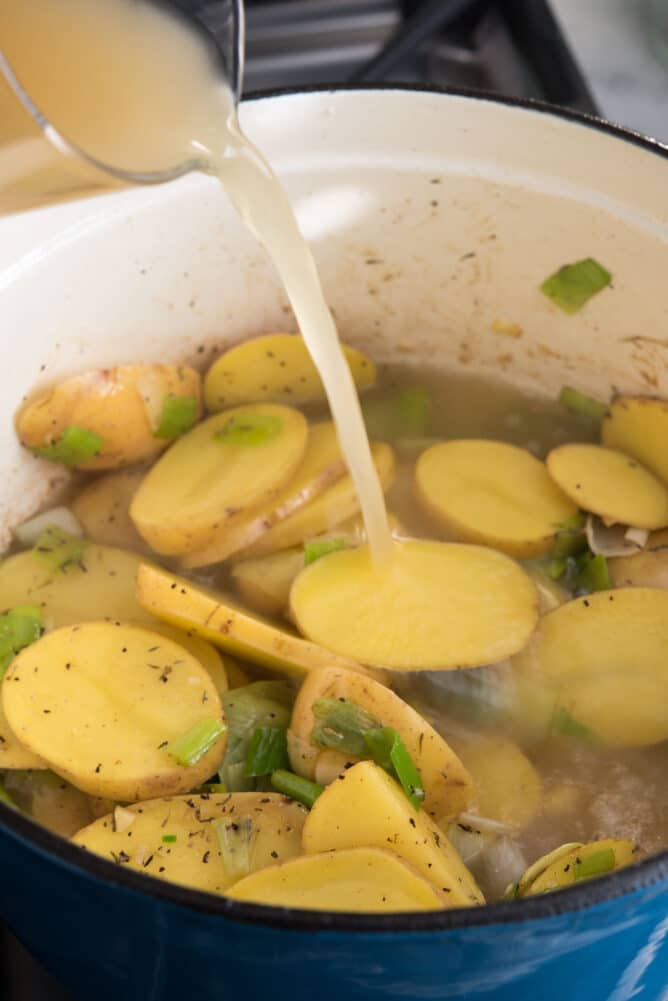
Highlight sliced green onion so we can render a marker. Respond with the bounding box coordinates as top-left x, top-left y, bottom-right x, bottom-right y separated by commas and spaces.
0, 783, 19, 810
577, 552, 610, 593
574, 848, 616, 881
162, 834, 177, 843
551, 707, 598, 744
33, 425, 104, 466
0, 605, 43, 678
245, 726, 289, 777
364, 727, 425, 810
167, 717, 226, 767
303, 538, 347, 566
270, 769, 323, 809
215, 414, 282, 447
220, 681, 294, 792
559, 386, 607, 423
540, 258, 612, 314
552, 513, 587, 561
154, 395, 198, 439
312, 697, 381, 757
214, 816, 254, 880
32, 526, 88, 573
